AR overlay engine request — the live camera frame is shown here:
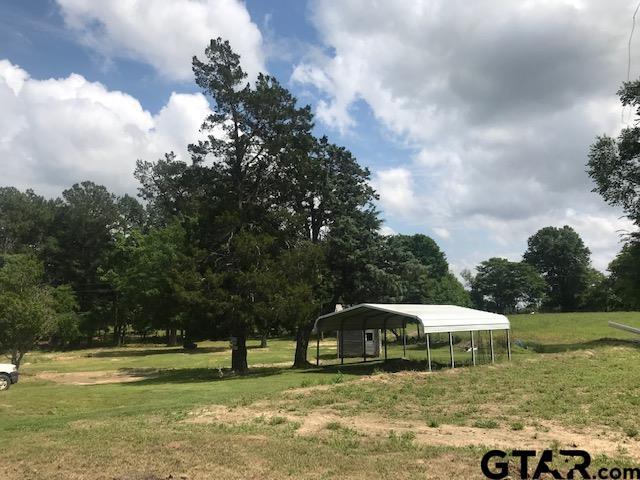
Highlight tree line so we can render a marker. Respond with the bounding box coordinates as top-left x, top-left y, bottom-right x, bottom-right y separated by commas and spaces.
2, 39, 640, 370
463, 225, 606, 314
0, 39, 468, 371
